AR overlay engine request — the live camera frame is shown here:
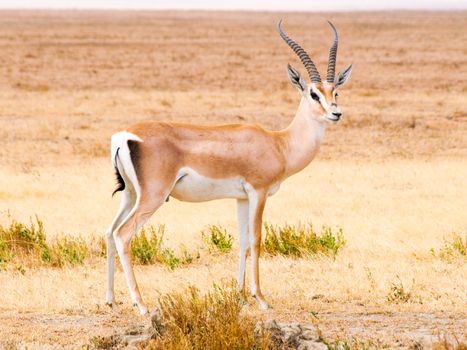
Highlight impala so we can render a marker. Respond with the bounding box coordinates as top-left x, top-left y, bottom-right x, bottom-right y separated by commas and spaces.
105, 20, 352, 314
